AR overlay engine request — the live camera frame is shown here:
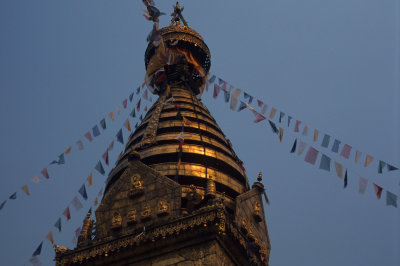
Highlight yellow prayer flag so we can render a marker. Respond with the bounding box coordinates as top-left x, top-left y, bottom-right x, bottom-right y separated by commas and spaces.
108, 112, 114, 121
123, 119, 131, 132
278, 127, 283, 142
87, 173, 93, 186
269, 108, 277, 119
334, 161, 344, 178
313, 129, 320, 142
117, 105, 121, 115
94, 197, 98, 206
364, 154, 373, 167
64, 146, 72, 154
46, 229, 54, 244
21, 184, 30, 196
